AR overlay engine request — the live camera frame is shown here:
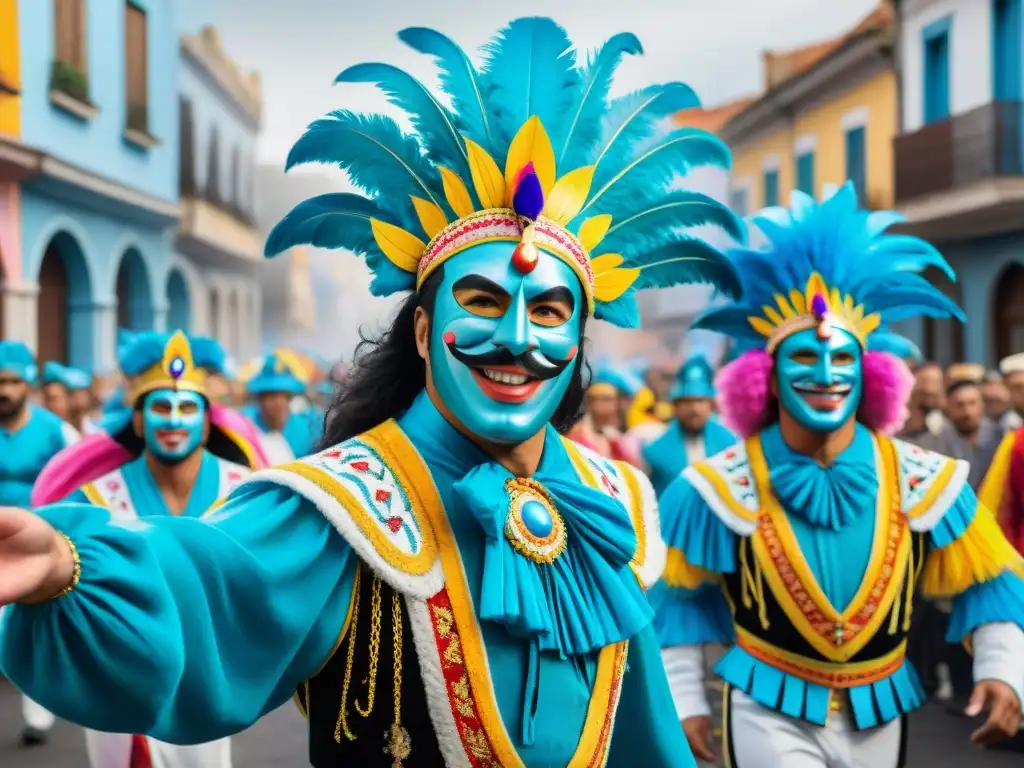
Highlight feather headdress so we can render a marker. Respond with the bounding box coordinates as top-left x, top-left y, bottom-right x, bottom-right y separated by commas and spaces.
266, 17, 743, 327
693, 184, 965, 351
